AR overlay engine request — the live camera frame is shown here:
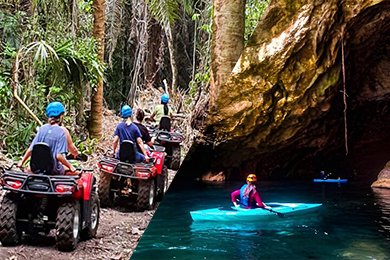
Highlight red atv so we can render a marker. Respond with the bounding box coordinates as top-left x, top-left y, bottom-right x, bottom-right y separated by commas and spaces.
152, 129, 183, 171
97, 140, 168, 211
0, 143, 100, 252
